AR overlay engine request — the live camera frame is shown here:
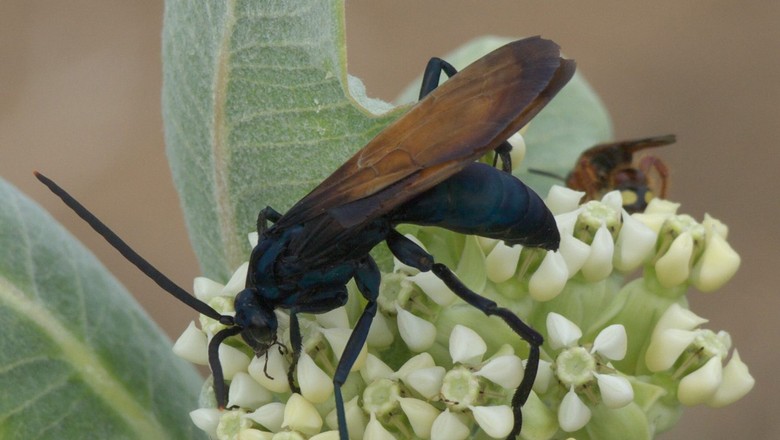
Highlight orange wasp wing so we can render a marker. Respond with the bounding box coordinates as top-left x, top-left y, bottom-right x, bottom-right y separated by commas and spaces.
273, 37, 575, 262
